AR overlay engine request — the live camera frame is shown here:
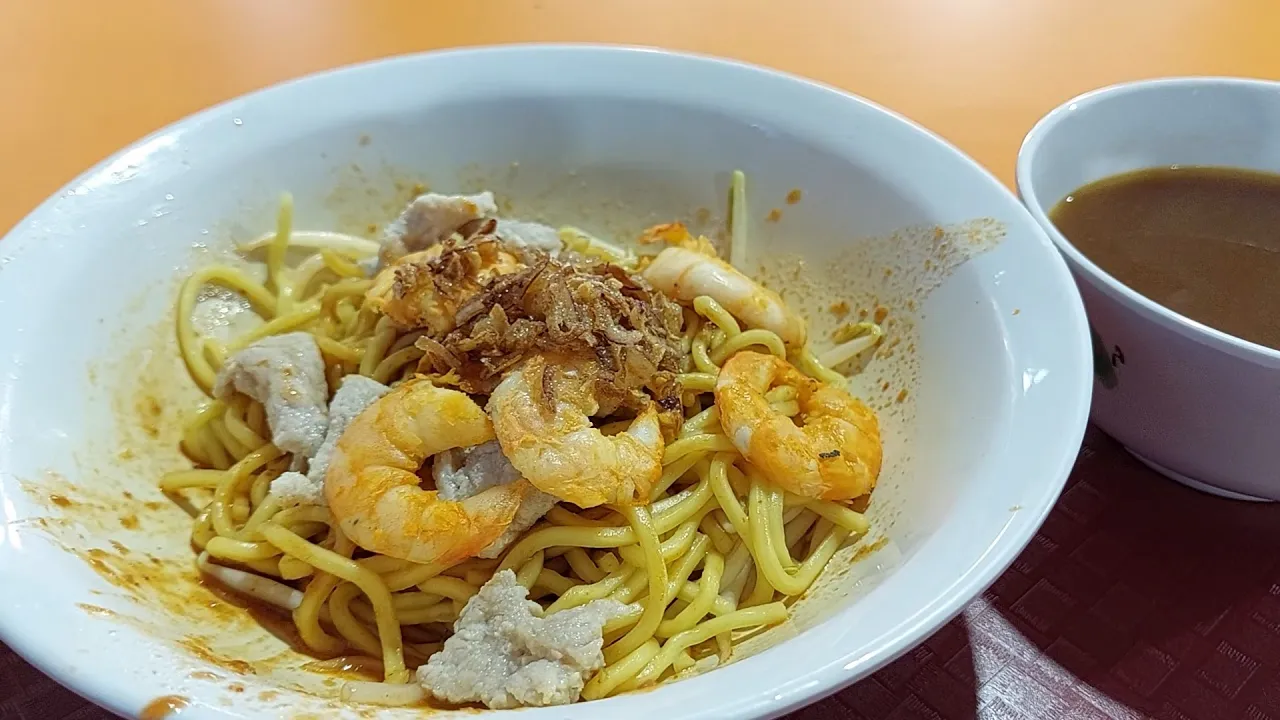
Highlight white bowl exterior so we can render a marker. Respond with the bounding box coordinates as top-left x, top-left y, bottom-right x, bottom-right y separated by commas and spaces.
0, 47, 1090, 719
1016, 78, 1280, 500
